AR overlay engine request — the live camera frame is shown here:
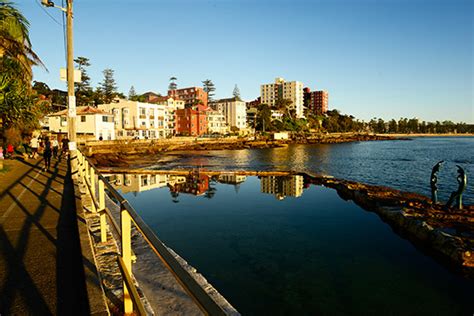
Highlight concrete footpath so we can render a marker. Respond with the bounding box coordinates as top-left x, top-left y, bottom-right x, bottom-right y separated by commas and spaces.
0, 156, 107, 315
